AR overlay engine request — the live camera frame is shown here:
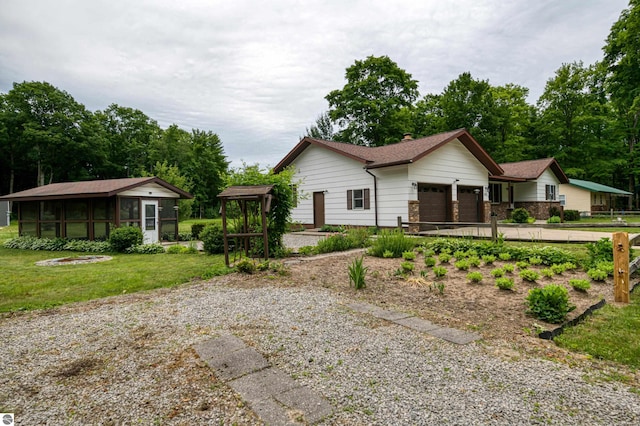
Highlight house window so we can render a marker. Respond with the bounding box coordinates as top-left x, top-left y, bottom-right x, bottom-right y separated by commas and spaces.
489, 183, 502, 203
559, 194, 566, 206
545, 184, 557, 201
347, 189, 370, 210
